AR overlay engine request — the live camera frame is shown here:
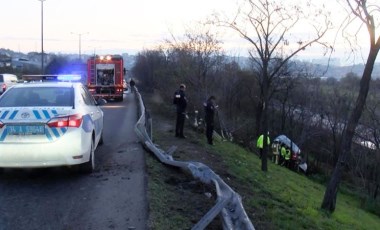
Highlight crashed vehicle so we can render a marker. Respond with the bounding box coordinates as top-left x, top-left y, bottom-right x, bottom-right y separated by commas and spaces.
271, 135, 307, 172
